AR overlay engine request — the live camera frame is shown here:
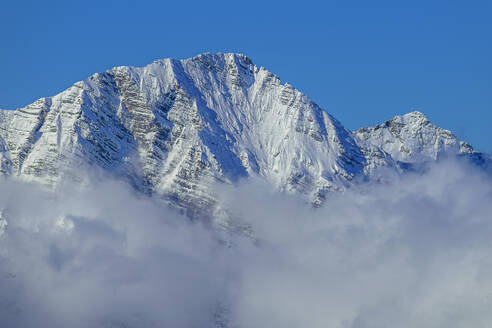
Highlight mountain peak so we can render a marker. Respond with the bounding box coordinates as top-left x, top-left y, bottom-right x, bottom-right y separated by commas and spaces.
191, 52, 253, 62
402, 110, 428, 120
389, 111, 430, 126
355, 110, 464, 162
0, 53, 382, 215
0, 54, 480, 218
